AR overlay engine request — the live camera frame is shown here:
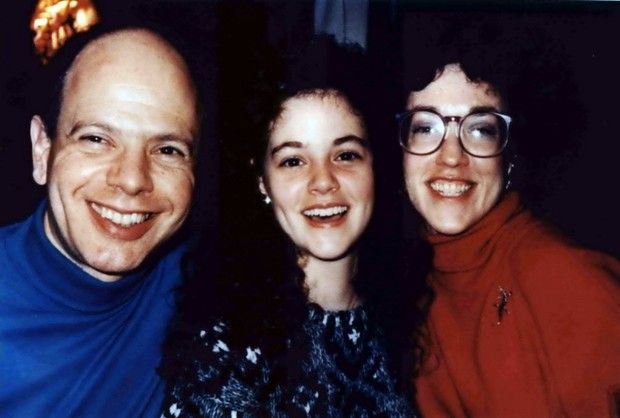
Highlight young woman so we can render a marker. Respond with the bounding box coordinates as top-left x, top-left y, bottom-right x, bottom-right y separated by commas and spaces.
160, 84, 414, 416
